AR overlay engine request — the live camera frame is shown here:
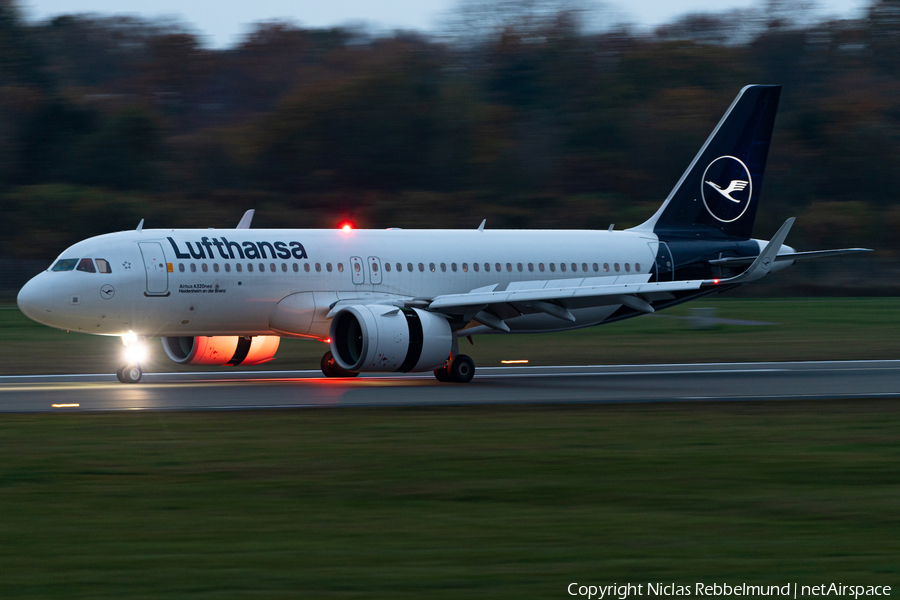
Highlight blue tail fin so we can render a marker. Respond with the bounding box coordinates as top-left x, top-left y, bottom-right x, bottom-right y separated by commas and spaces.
633, 85, 781, 240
